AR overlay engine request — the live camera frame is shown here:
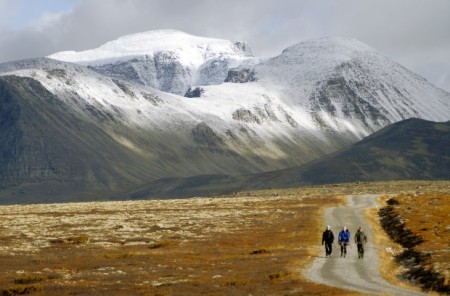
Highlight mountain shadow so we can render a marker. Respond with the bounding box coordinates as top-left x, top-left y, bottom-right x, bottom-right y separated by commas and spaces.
271, 118, 450, 185
0, 75, 160, 204
123, 118, 450, 199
